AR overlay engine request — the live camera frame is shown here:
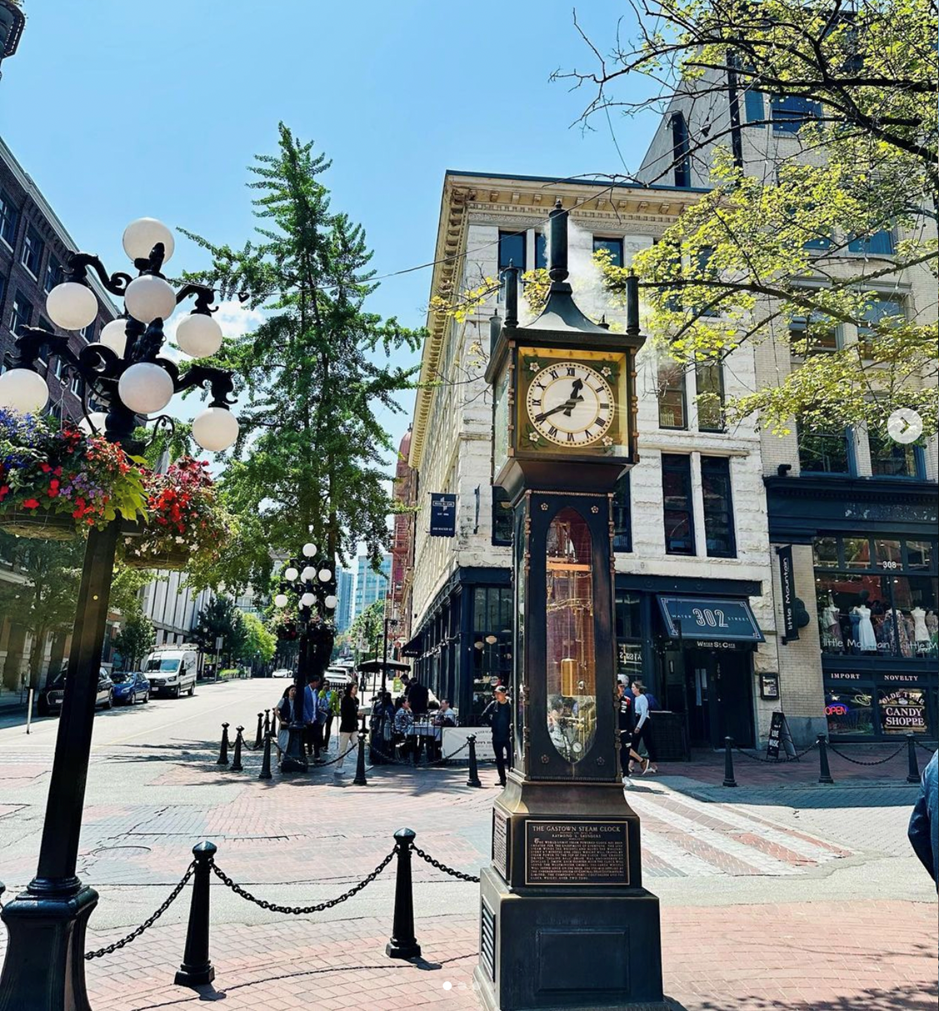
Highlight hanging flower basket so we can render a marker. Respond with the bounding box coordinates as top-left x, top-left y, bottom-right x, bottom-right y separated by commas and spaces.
0, 410, 147, 540
119, 458, 231, 572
